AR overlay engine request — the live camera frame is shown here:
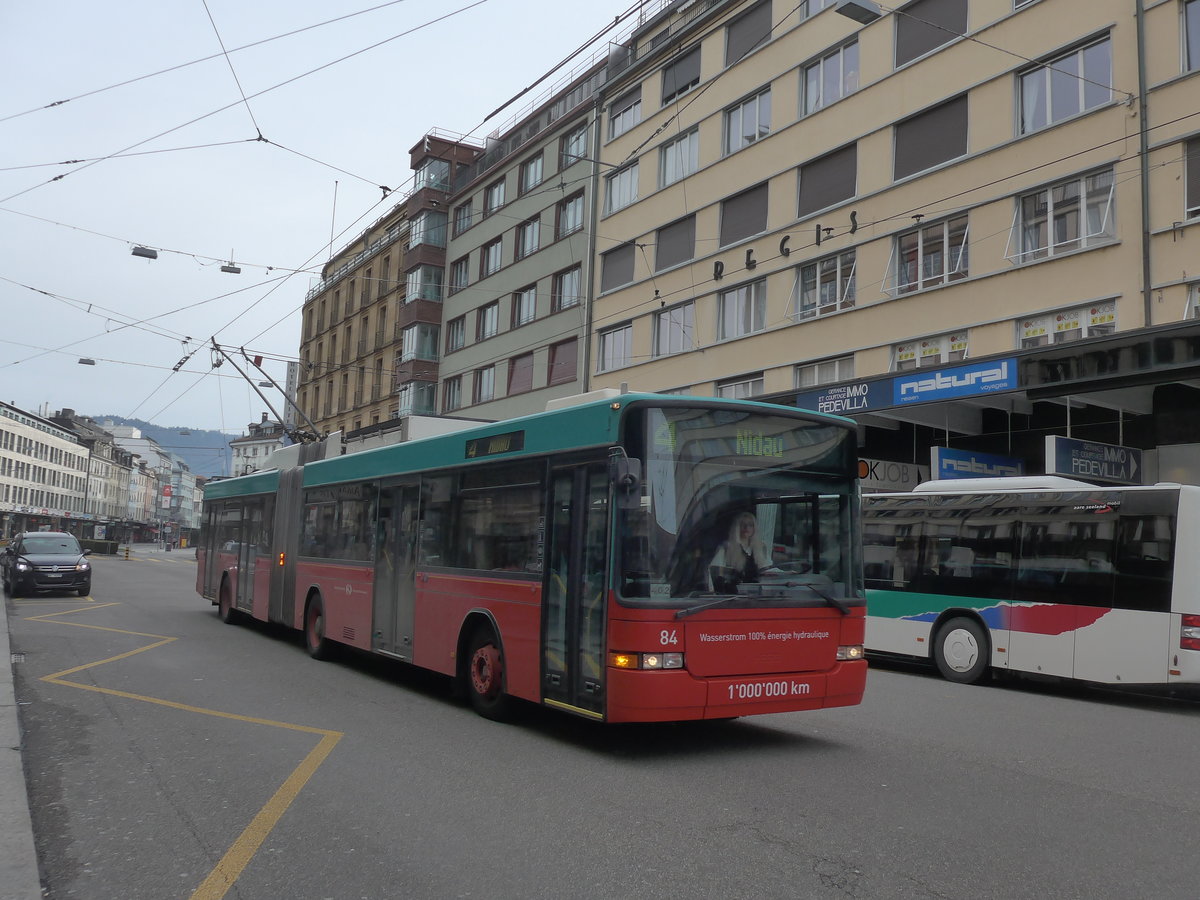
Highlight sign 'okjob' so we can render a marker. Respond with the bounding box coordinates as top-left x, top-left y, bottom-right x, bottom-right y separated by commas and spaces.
893, 358, 1017, 405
